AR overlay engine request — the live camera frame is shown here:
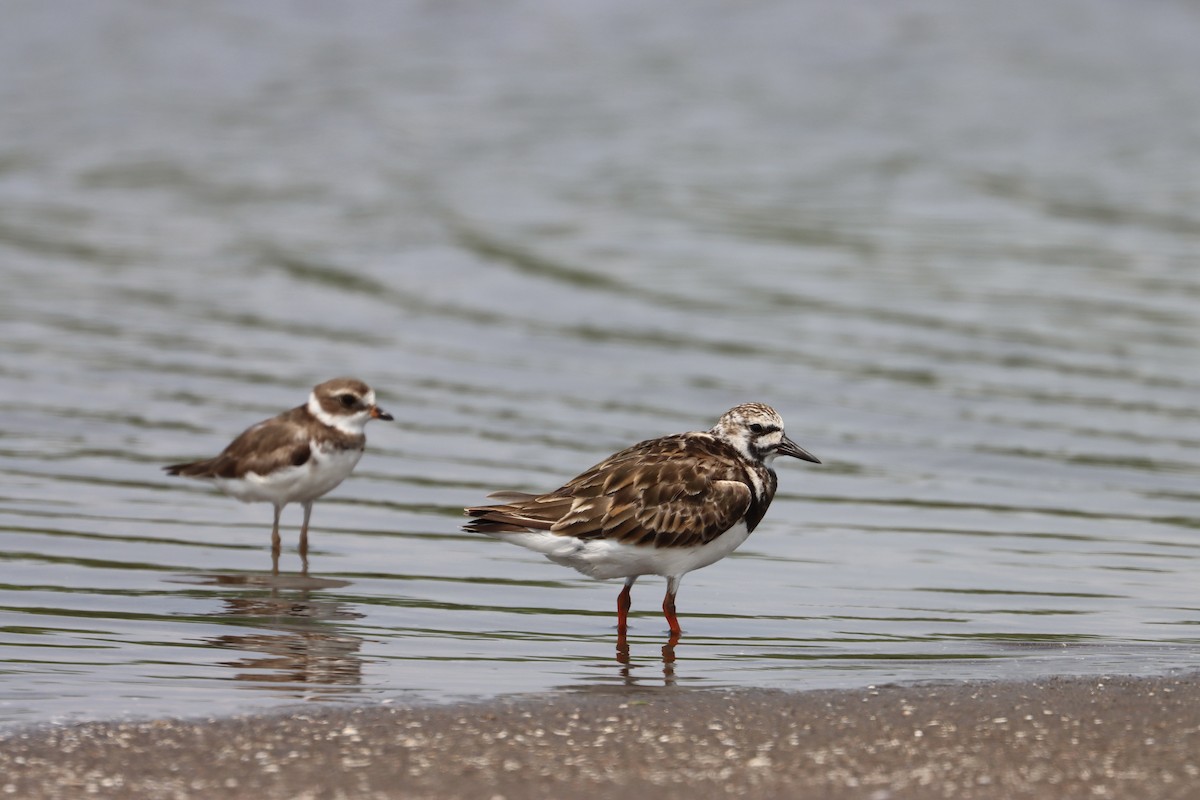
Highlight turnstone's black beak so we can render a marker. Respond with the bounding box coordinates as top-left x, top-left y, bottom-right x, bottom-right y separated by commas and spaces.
371, 406, 394, 421
777, 435, 820, 464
